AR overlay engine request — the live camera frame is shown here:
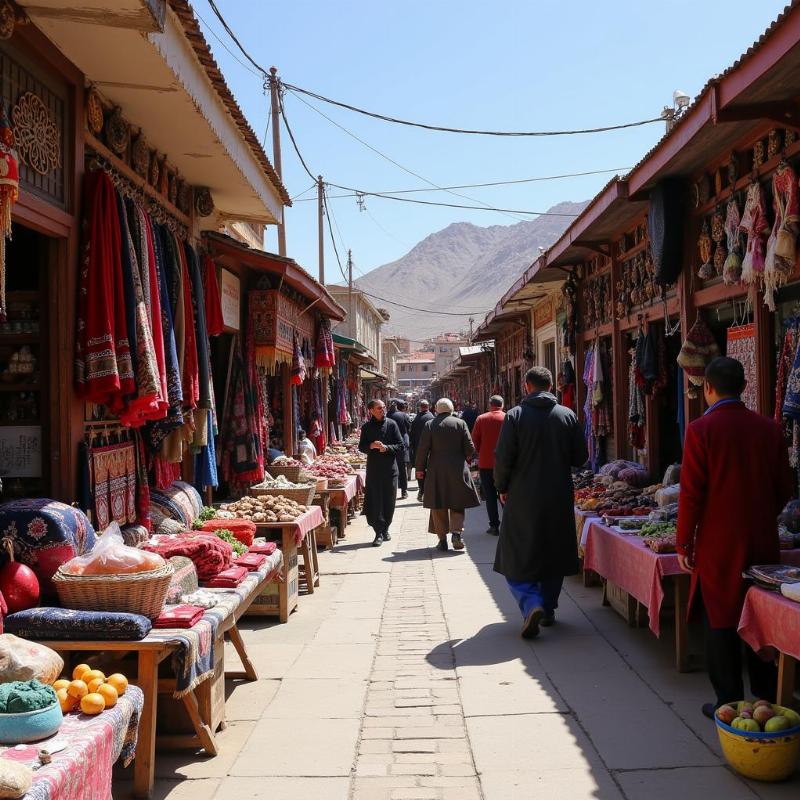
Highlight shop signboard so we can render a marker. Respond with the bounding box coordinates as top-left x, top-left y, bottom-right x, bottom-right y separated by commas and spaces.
0, 426, 42, 478
220, 268, 240, 332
